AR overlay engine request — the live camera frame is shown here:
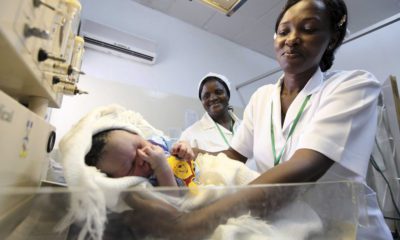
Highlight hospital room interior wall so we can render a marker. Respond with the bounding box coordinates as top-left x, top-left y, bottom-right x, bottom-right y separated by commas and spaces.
77, 0, 278, 108
333, 18, 400, 84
